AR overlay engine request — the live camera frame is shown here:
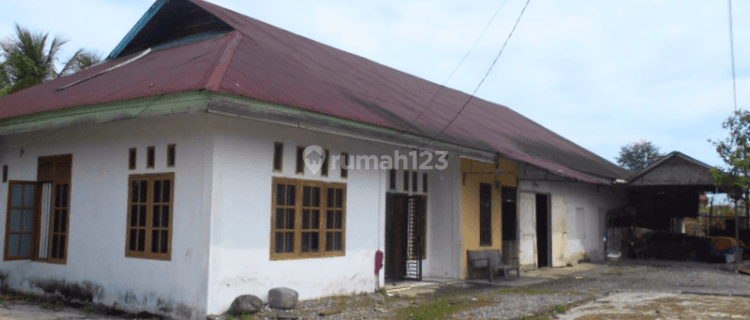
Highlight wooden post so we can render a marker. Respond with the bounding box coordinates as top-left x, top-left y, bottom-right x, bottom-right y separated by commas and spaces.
709, 197, 714, 236
735, 199, 740, 242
